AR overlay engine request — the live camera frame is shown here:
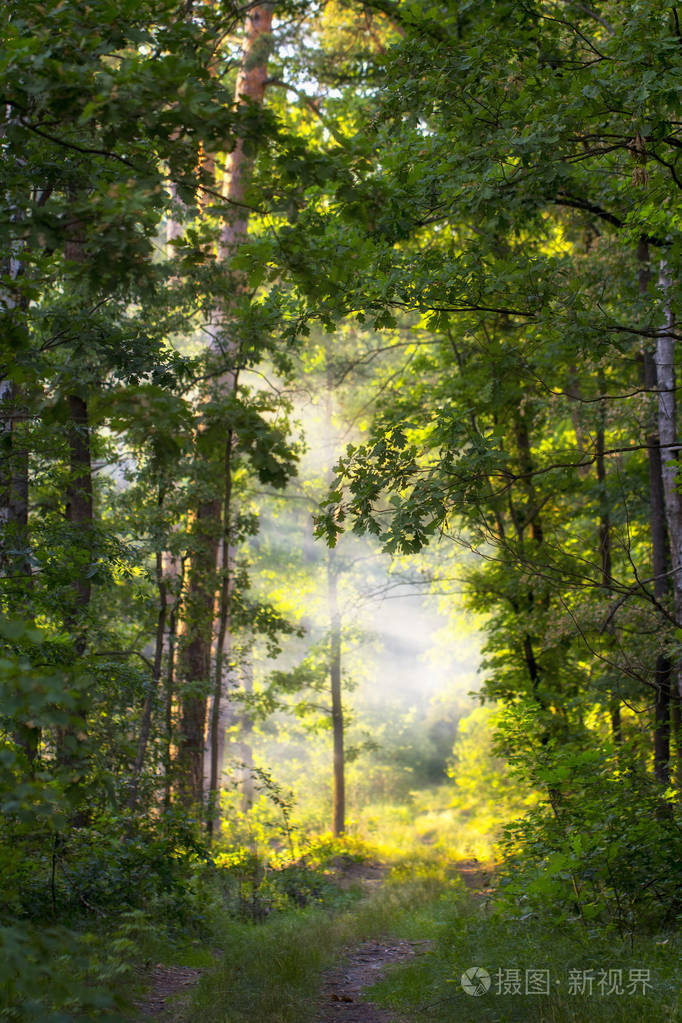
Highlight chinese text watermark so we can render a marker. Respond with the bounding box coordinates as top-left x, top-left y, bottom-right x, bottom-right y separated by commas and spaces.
461, 966, 652, 997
